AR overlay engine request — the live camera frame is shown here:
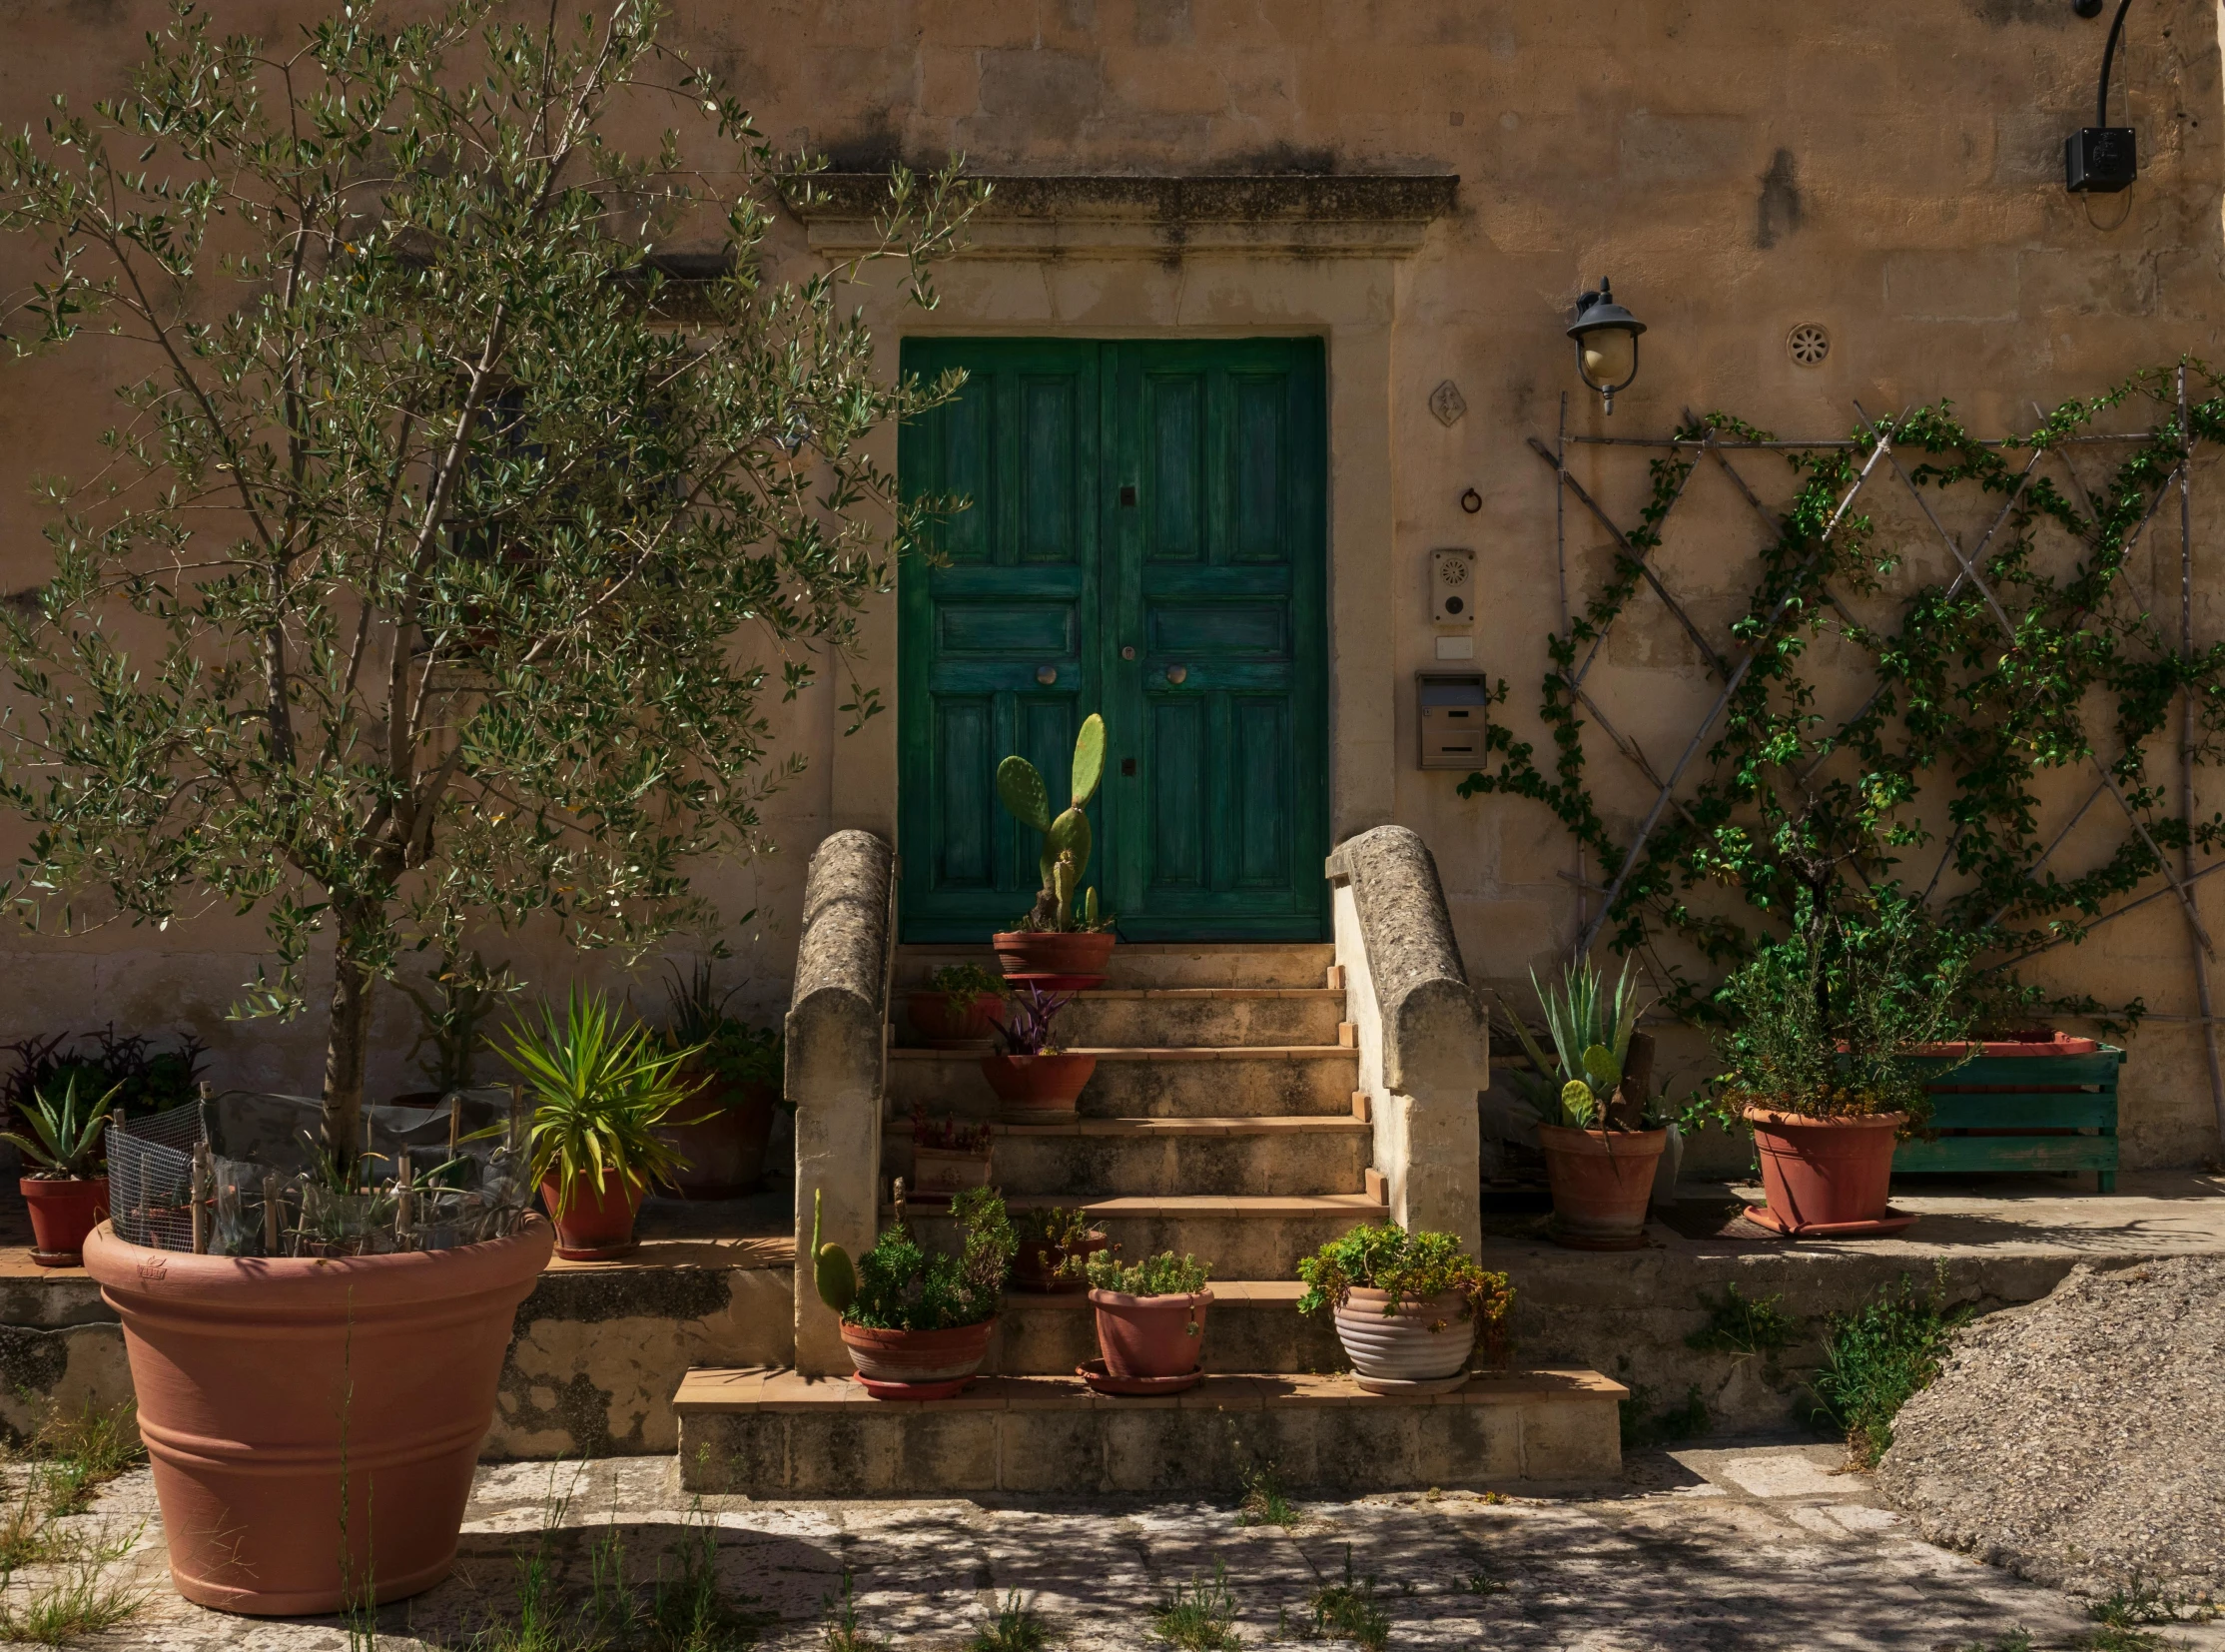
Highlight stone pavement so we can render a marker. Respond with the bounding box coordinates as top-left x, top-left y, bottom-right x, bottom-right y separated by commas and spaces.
51, 1440, 2225, 1651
